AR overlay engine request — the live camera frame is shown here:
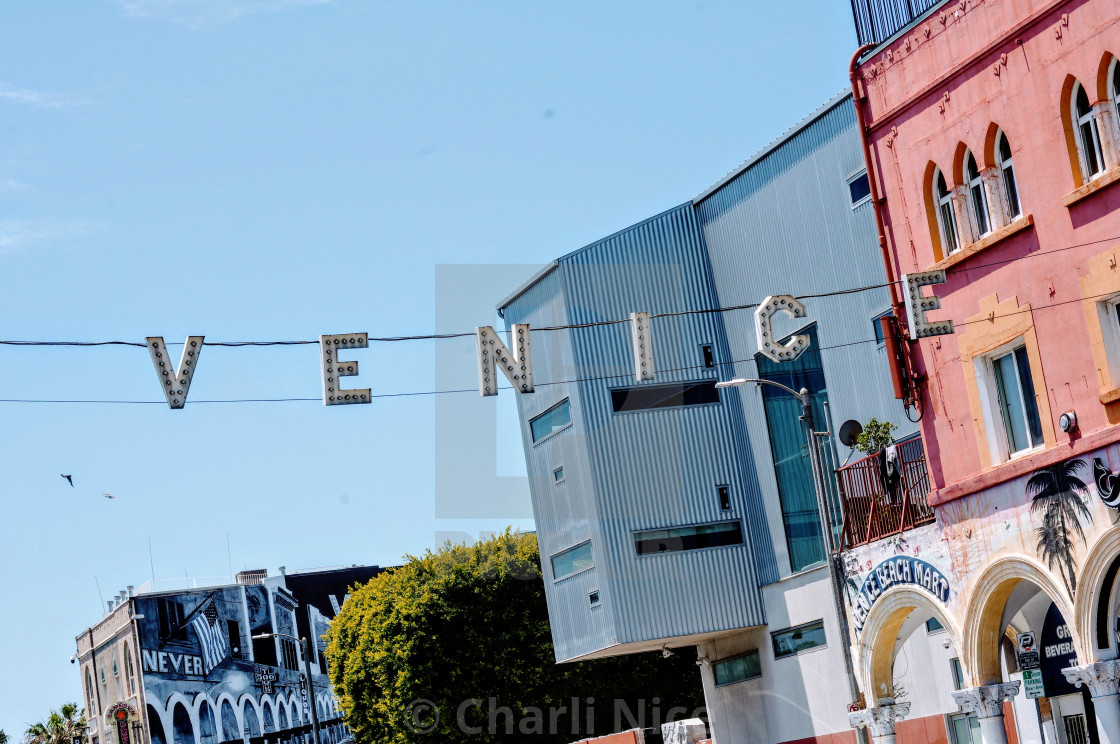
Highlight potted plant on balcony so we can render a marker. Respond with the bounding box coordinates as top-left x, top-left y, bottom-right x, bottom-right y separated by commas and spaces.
856, 418, 900, 496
